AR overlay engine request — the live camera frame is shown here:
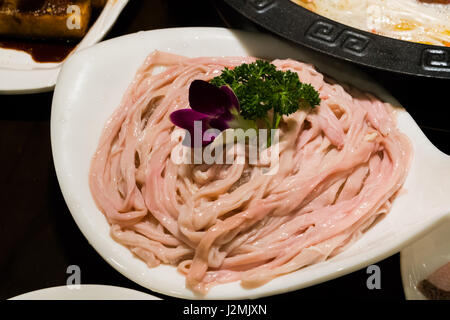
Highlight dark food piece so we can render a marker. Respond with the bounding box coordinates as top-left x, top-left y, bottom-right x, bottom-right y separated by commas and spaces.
418, 0, 450, 3
91, 0, 107, 8
418, 262, 450, 300
0, 0, 92, 40
418, 280, 450, 300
